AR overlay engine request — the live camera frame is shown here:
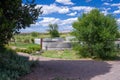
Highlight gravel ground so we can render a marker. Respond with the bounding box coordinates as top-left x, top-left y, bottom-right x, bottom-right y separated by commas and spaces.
19, 53, 120, 80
